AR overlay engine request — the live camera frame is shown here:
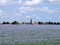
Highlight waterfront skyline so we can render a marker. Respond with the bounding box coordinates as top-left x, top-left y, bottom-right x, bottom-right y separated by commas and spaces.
0, 0, 60, 22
